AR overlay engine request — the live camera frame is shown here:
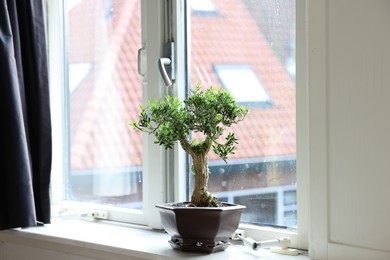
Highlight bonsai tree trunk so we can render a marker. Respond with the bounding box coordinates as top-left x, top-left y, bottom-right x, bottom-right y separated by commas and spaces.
180, 138, 218, 207
191, 153, 218, 207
